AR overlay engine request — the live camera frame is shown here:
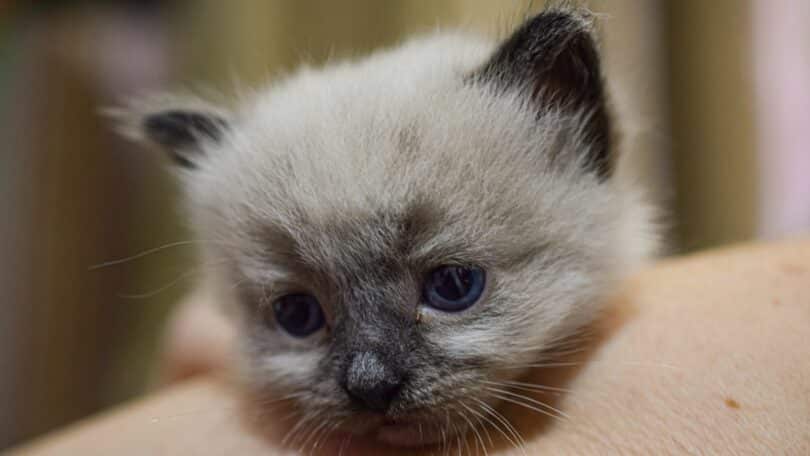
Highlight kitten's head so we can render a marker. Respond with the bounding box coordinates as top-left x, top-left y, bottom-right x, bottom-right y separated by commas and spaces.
120, 10, 655, 447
